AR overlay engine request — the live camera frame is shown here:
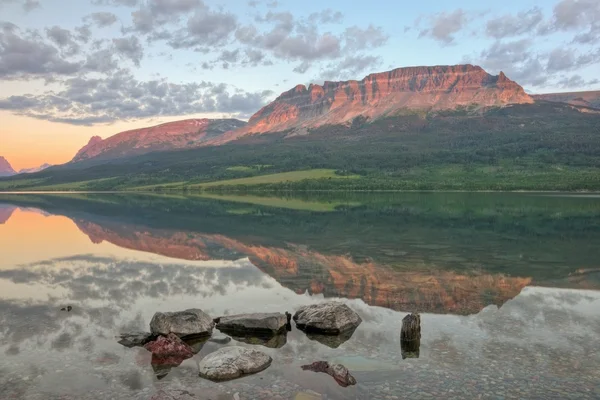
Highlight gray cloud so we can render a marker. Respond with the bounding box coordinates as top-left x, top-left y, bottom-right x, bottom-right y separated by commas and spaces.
486, 7, 544, 39
551, 0, 599, 31
23, 0, 40, 12
92, 0, 139, 6
557, 74, 600, 89
0, 70, 271, 125
318, 54, 382, 81
88, 12, 118, 28
113, 36, 144, 66
308, 9, 343, 24
343, 25, 389, 52
0, 25, 82, 79
418, 9, 469, 45
0, 0, 40, 12
475, 39, 548, 87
